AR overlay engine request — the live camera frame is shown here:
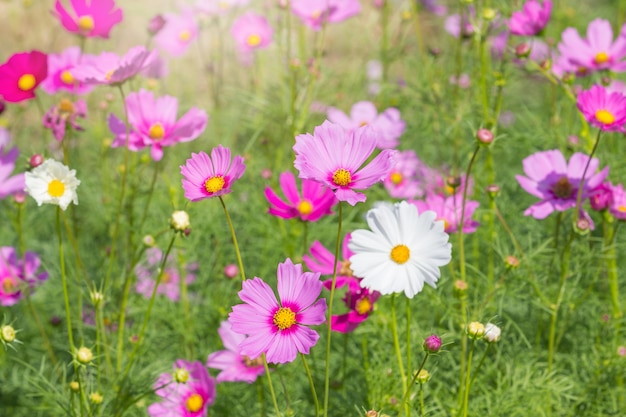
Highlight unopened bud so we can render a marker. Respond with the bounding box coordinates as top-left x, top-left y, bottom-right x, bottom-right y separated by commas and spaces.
484, 322, 501, 343
170, 210, 190, 232
423, 334, 442, 353
574, 217, 591, 235
89, 392, 103, 404
76, 346, 93, 364
482, 8, 496, 20
486, 184, 500, 199
70, 381, 80, 392
505, 255, 520, 269
224, 264, 239, 279
515, 43, 531, 59
143, 235, 156, 247
476, 128, 494, 145
174, 367, 190, 383
90, 291, 104, 307
415, 369, 430, 384
454, 279, 468, 298
148, 14, 166, 36
29, 154, 44, 168
1, 325, 16, 343
467, 321, 485, 339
